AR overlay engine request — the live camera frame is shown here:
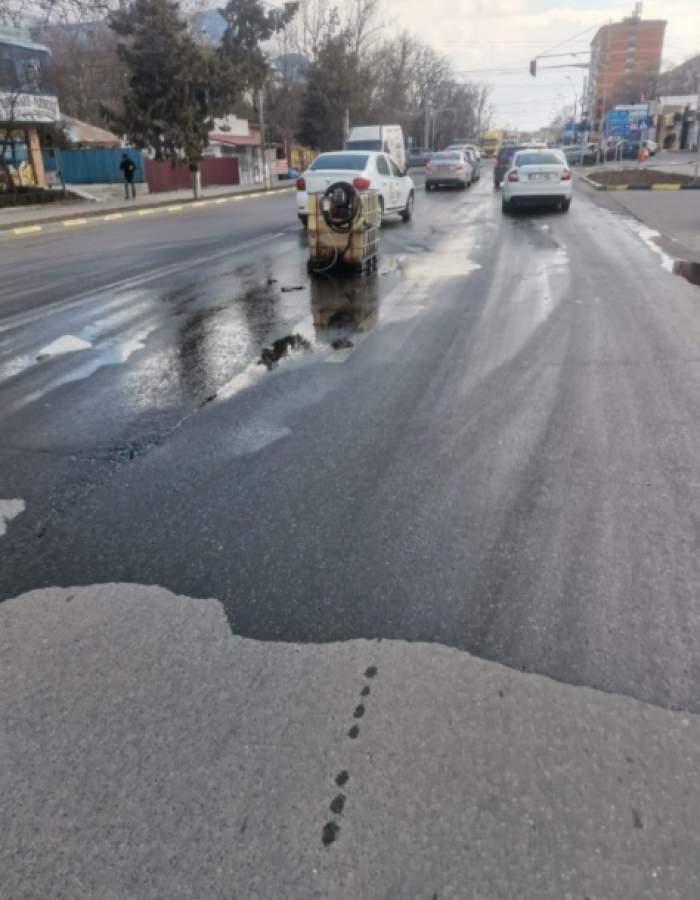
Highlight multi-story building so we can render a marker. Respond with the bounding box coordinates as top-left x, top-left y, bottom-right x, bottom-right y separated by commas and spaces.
0, 26, 60, 188
587, 11, 666, 135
